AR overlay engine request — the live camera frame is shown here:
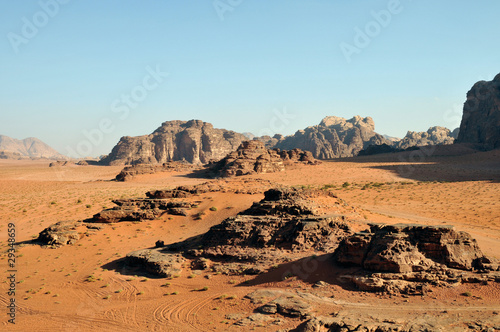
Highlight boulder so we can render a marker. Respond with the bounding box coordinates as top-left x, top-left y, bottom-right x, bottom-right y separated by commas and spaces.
37, 220, 84, 246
